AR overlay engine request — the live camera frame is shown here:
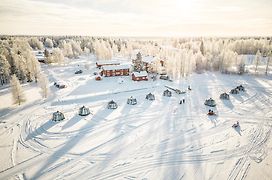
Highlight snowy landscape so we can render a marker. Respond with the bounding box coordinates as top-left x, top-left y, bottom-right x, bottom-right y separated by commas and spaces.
0, 36, 272, 180
1, 0, 272, 179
